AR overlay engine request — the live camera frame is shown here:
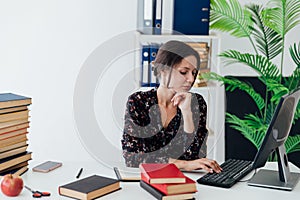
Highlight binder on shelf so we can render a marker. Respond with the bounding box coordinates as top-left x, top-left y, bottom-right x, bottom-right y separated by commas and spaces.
137, 0, 156, 34
173, 0, 210, 35
154, 0, 162, 35
162, 0, 174, 34
149, 43, 160, 87
141, 45, 150, 87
